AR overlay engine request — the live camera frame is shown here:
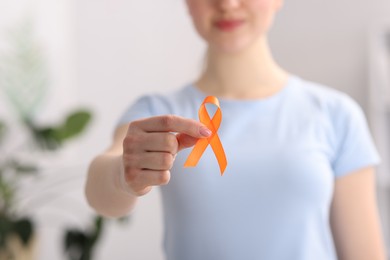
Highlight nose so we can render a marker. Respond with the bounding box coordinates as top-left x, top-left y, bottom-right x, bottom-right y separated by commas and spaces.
215, 0, 241, 11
